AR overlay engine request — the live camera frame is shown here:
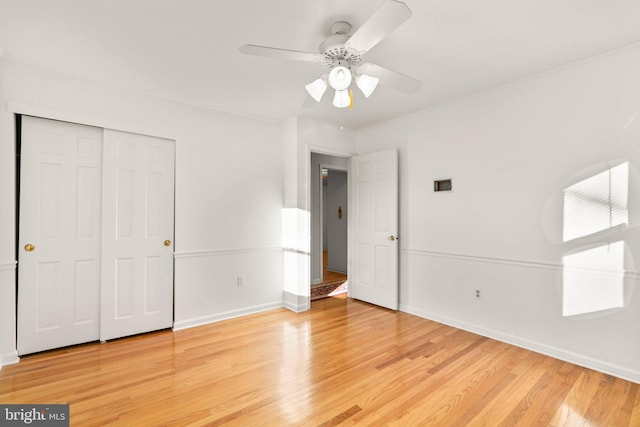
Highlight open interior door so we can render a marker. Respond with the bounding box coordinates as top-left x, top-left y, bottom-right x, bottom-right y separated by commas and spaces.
349, 149, 399, 310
